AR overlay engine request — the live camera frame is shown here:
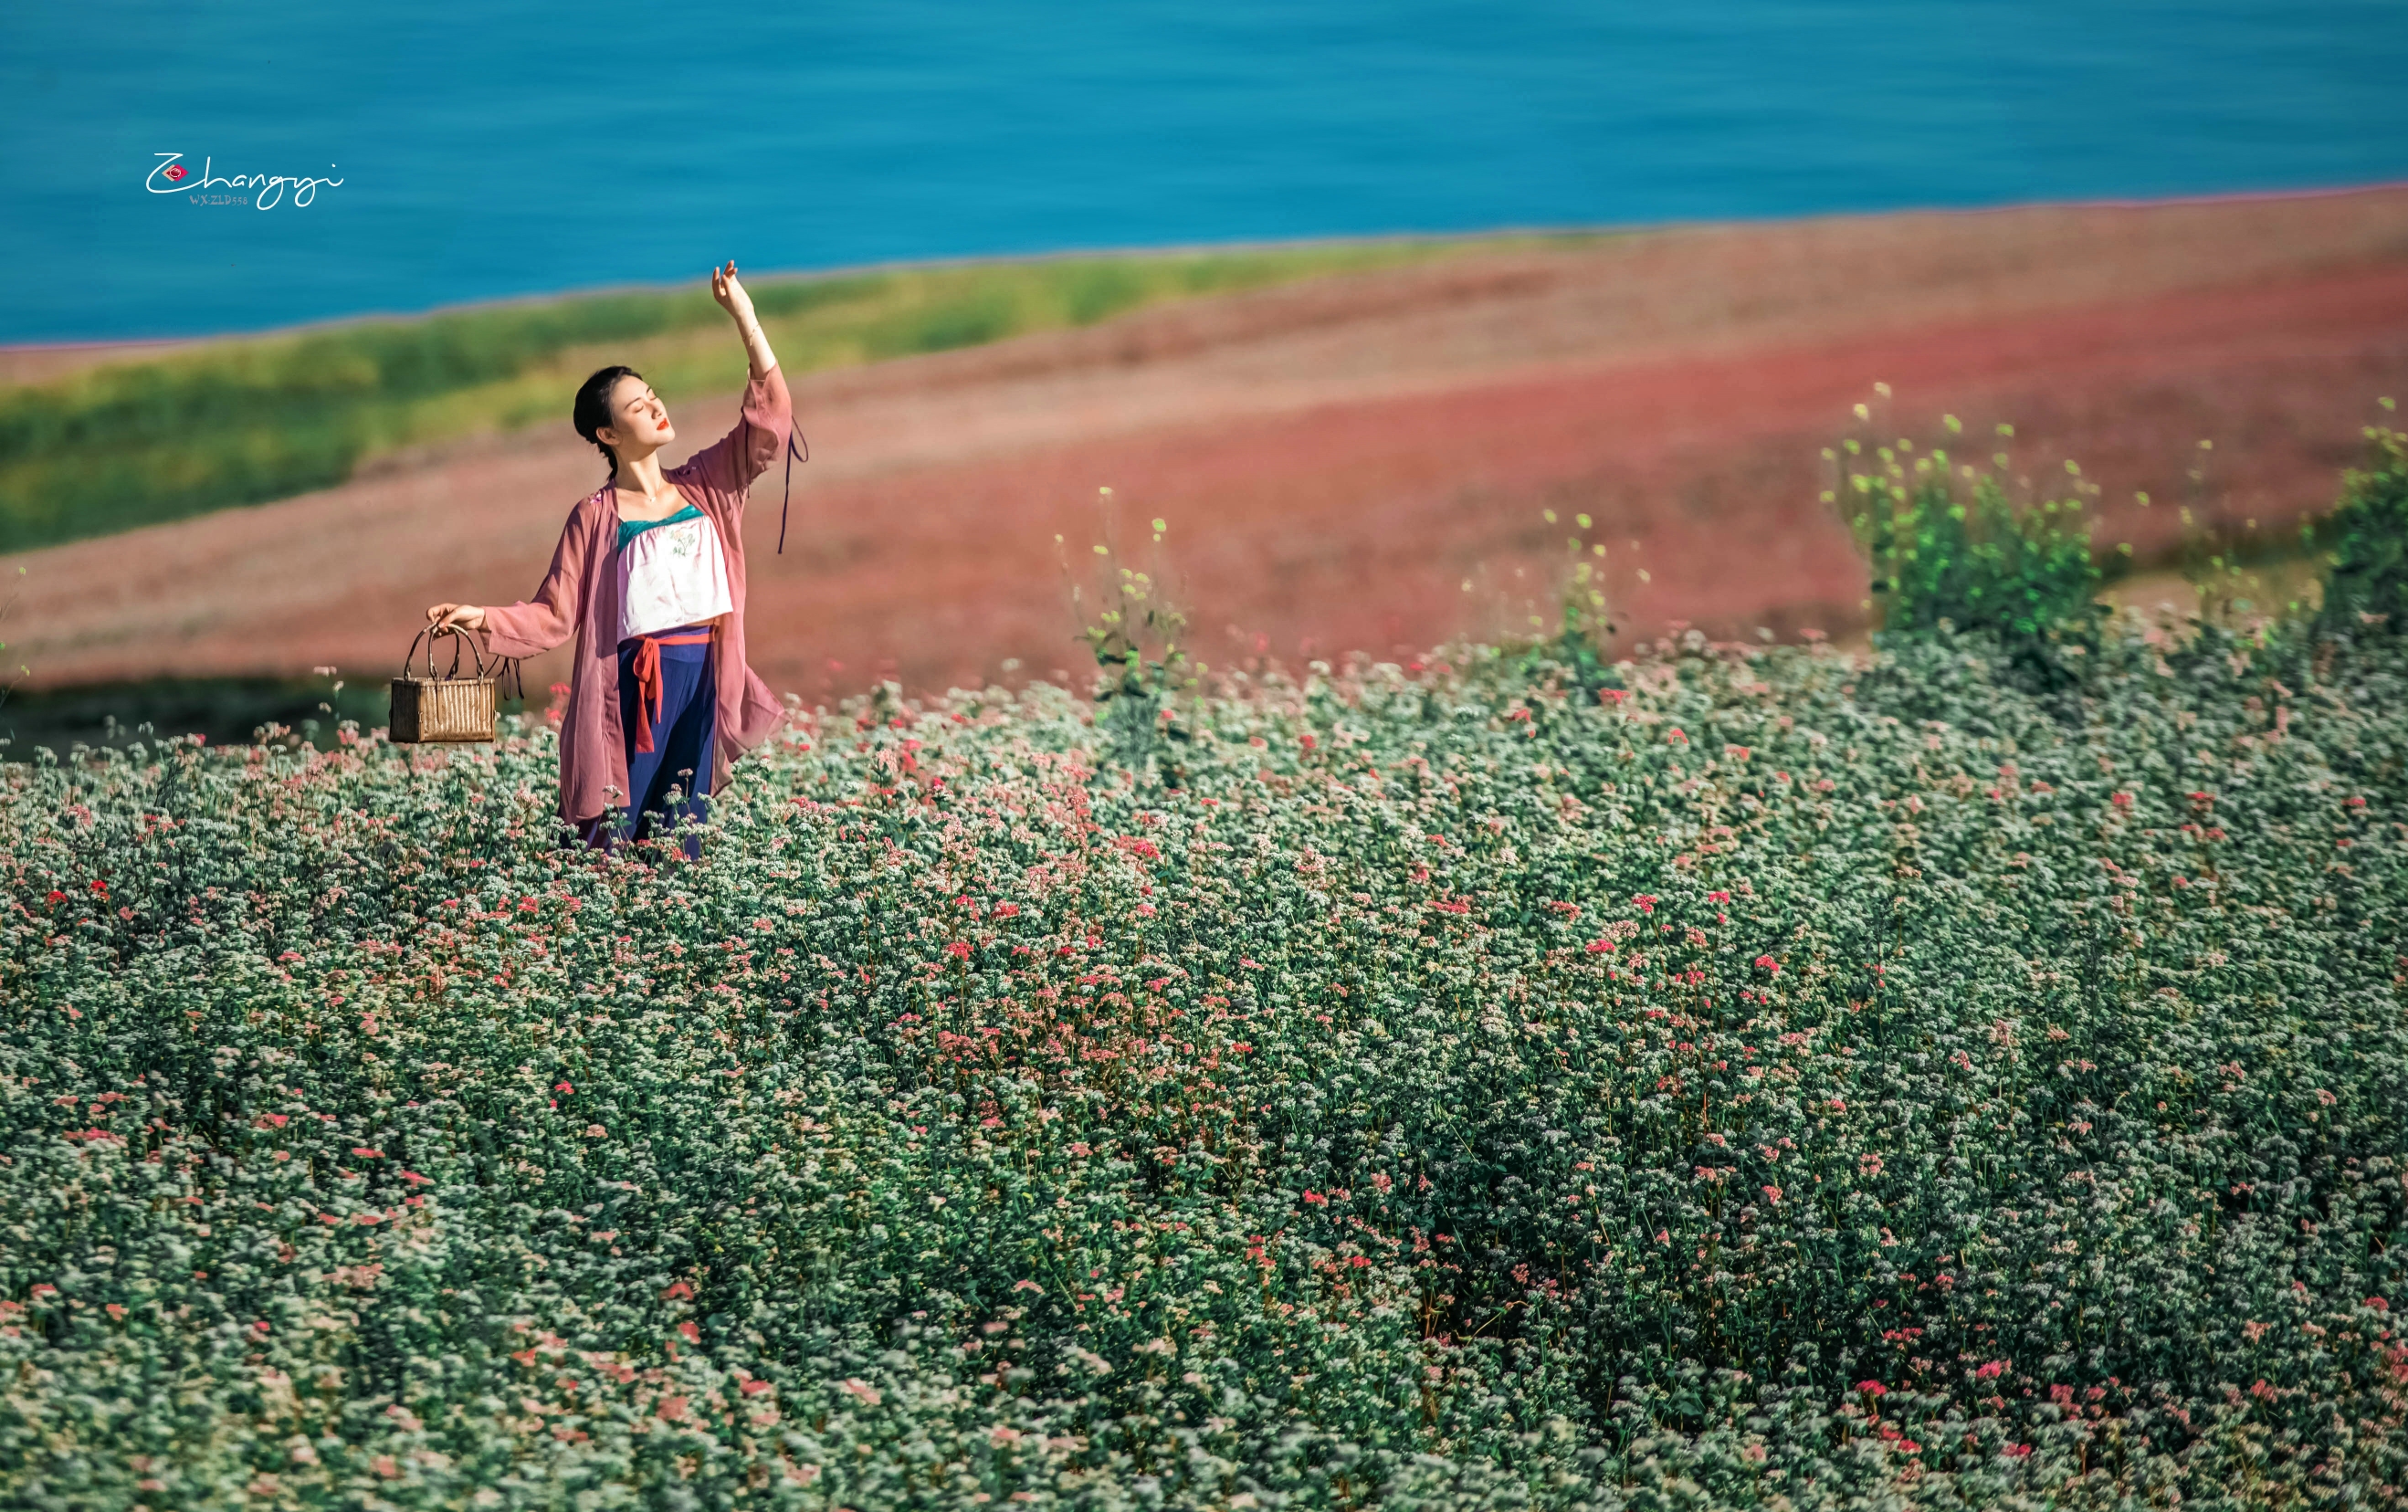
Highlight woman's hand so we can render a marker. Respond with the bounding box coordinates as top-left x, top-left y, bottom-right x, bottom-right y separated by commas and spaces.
715, 259, 778, 380
710, 259, 757, 327
425, 603, 487, 633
